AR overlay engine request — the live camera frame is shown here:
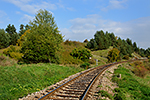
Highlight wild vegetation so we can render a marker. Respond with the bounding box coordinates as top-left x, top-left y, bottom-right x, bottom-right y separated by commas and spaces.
96, 61, 150, 100
0, 63, 84, 100
0, 9, 150, 100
